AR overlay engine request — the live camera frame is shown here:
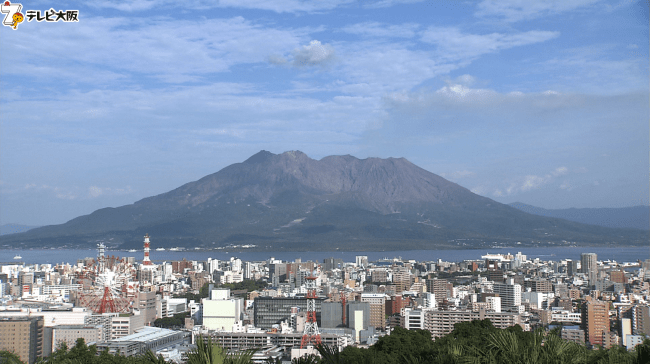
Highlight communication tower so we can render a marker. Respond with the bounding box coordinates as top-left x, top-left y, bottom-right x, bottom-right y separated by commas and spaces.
300, 271, 322, 348
143, 233, 153, 265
